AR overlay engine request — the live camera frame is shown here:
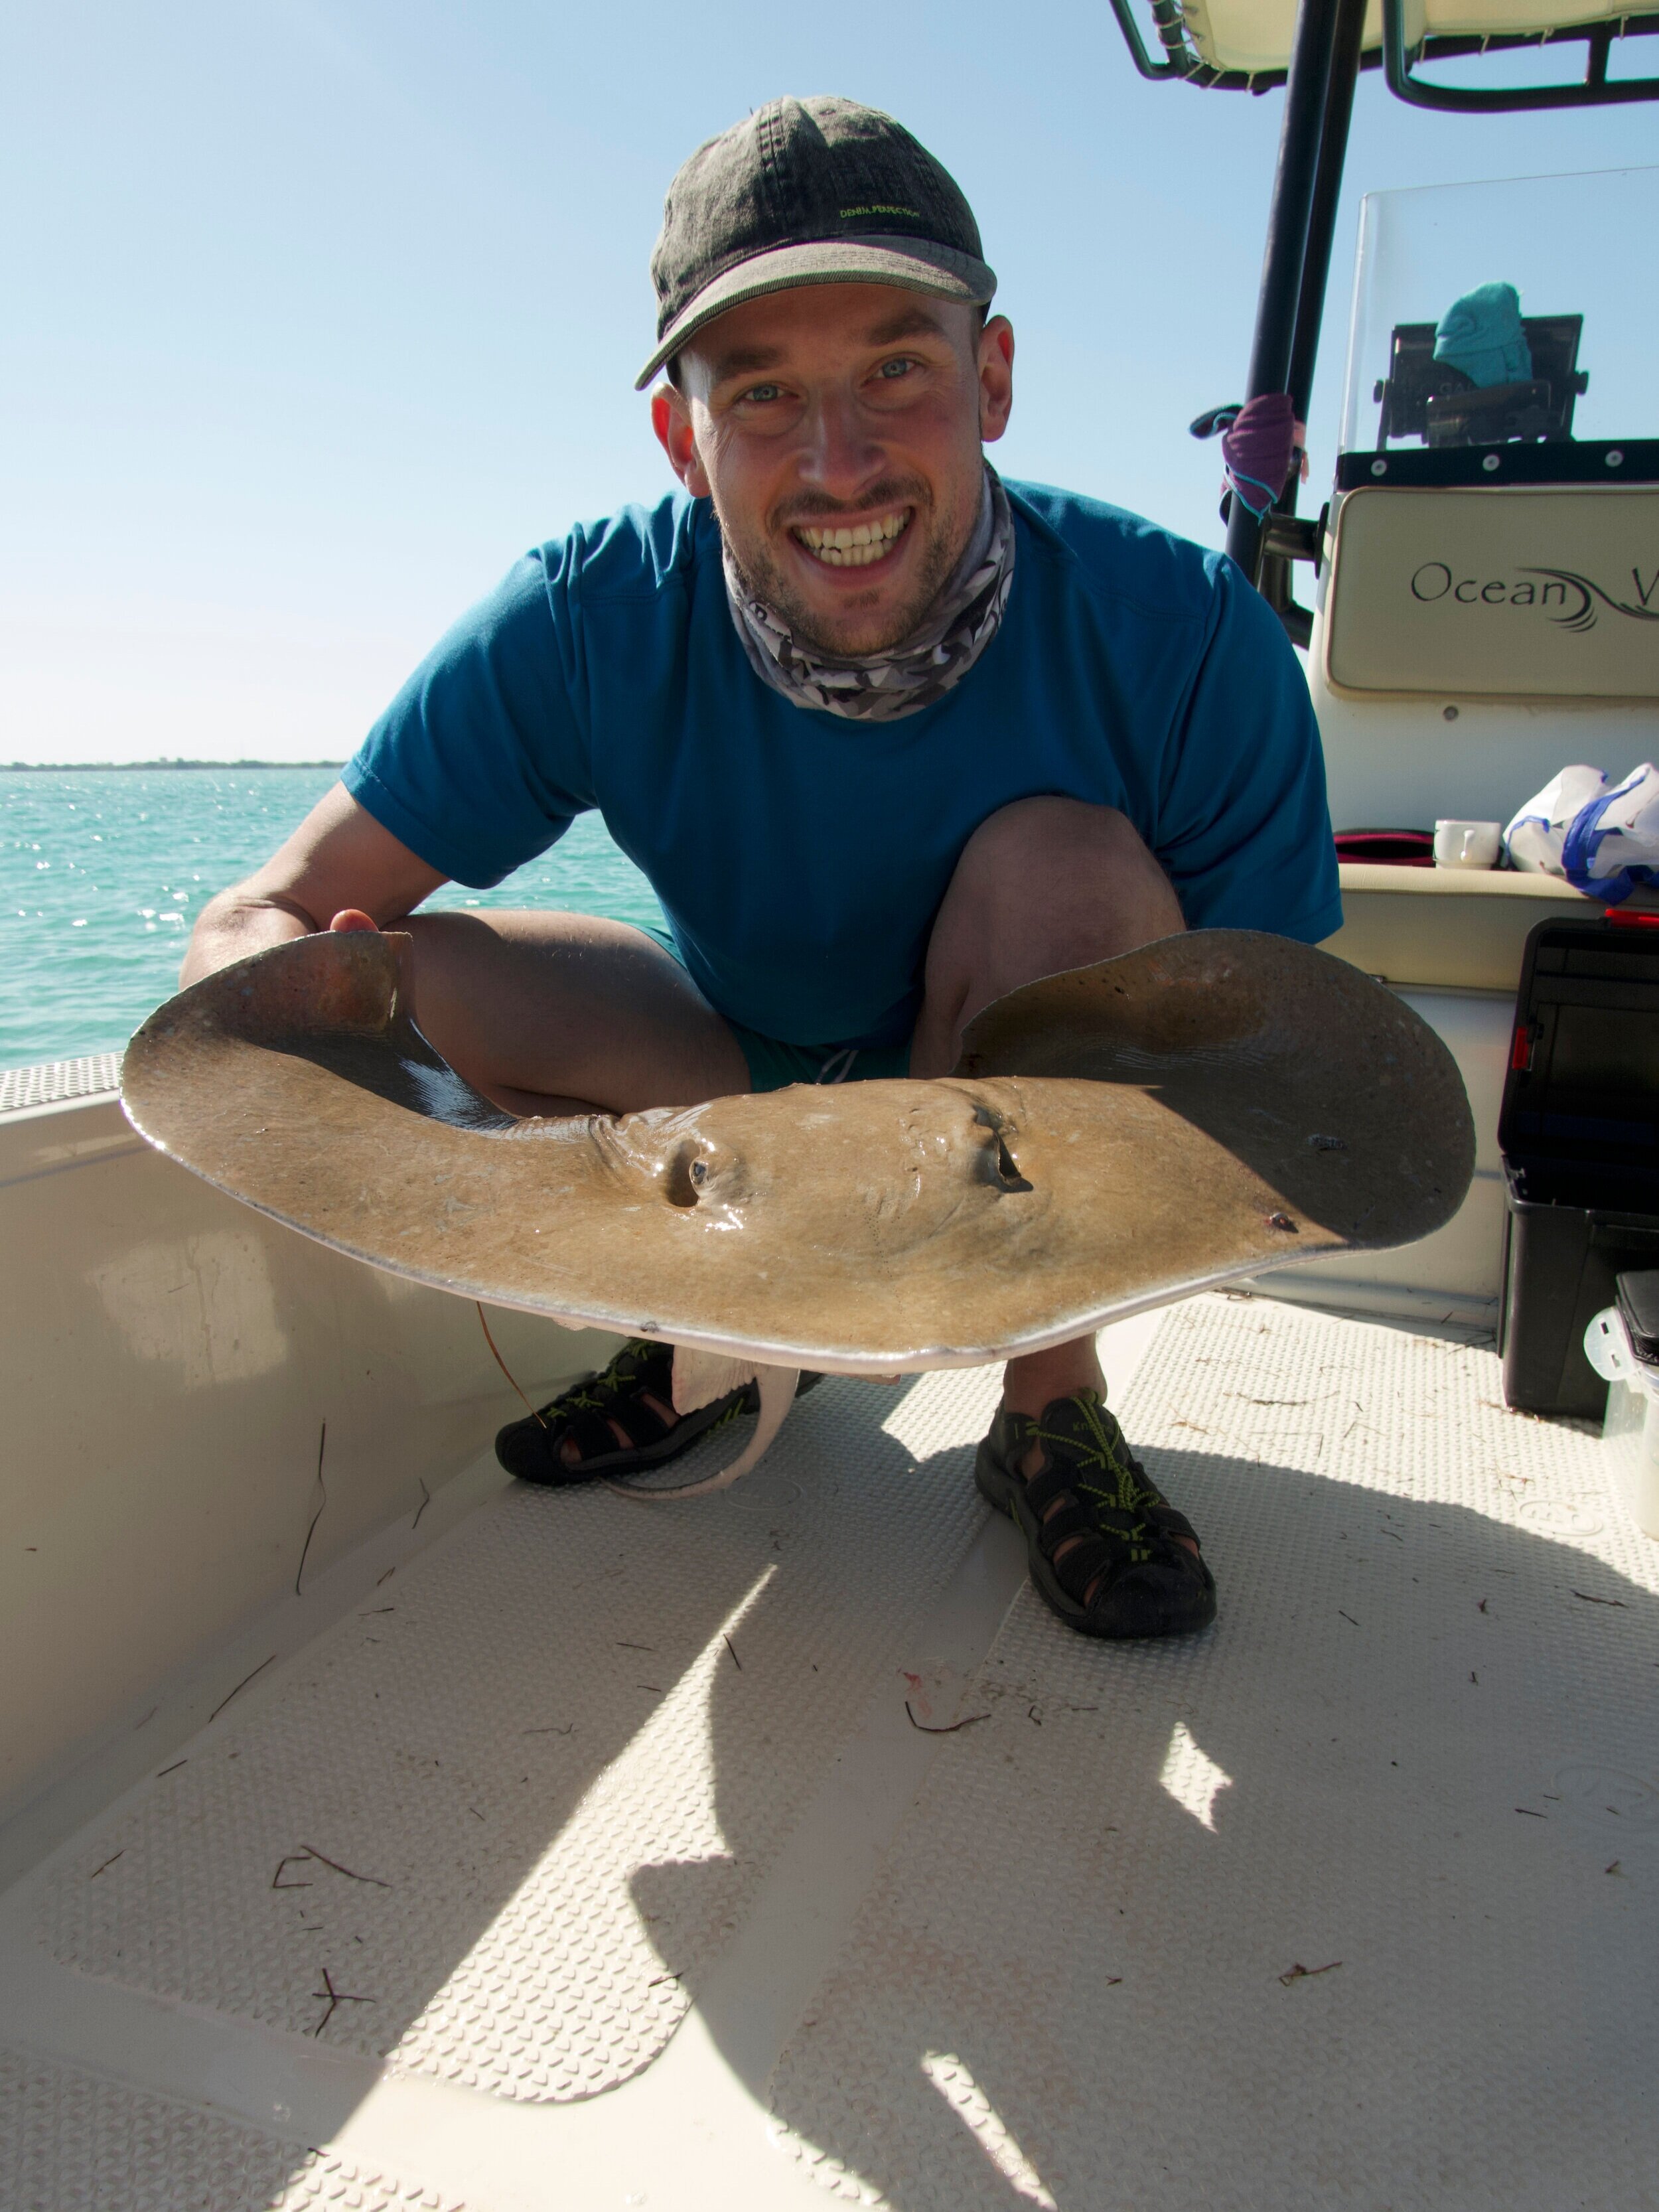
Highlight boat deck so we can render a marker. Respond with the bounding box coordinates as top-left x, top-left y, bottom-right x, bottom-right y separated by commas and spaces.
4, 1293, 1656, 2211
